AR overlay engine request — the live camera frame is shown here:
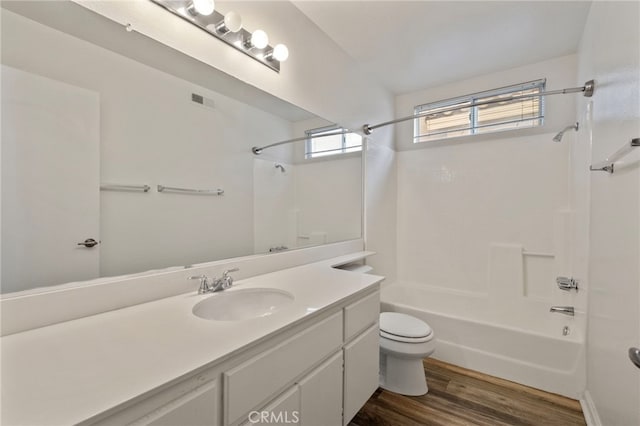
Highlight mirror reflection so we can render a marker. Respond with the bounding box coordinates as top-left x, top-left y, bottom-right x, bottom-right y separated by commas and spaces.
0, 1, 363, 294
